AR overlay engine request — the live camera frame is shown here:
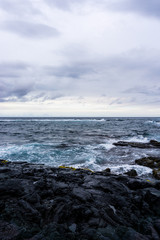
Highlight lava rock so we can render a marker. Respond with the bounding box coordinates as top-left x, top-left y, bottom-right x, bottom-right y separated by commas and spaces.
0, 161, 160, 240
125, 169, 138, 177
114, 140, 160, 149
135, 157, 160, 169
135, 156, 160, 180
153, 169, 160, 180
150, 140, 160, 147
